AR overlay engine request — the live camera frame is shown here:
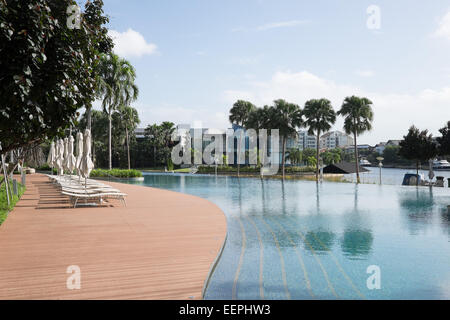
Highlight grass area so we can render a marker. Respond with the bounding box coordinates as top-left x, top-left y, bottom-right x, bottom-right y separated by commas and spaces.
0, 179, 26, 226
174, 168, 191, 173
90, 169, 143, 178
